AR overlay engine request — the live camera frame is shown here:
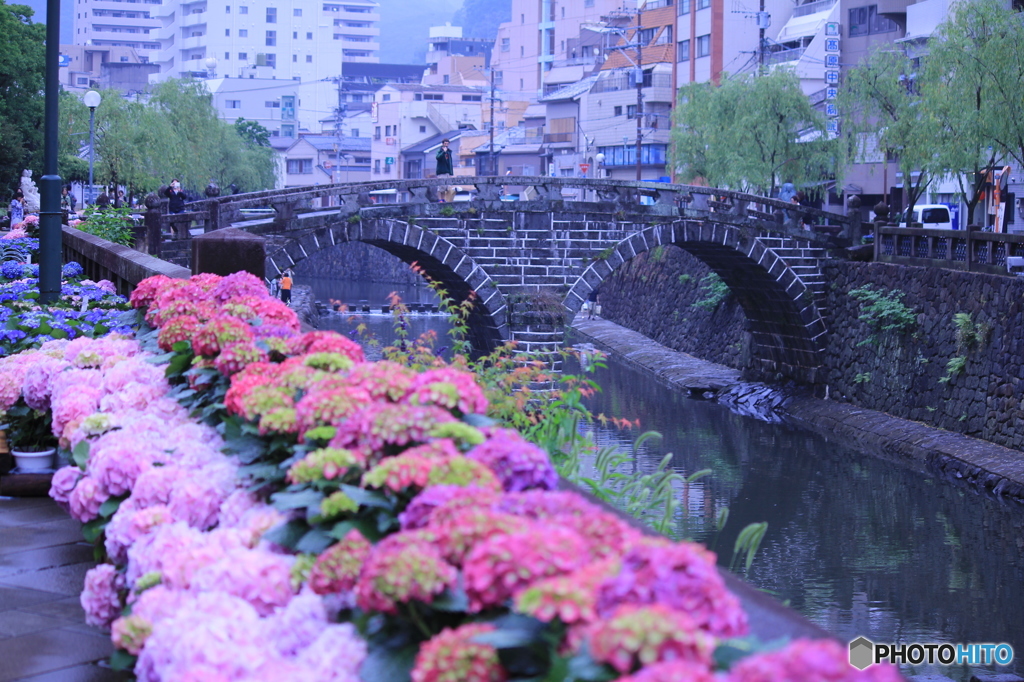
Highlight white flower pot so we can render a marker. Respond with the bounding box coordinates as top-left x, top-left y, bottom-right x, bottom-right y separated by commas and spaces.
11, 448, 56, 473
